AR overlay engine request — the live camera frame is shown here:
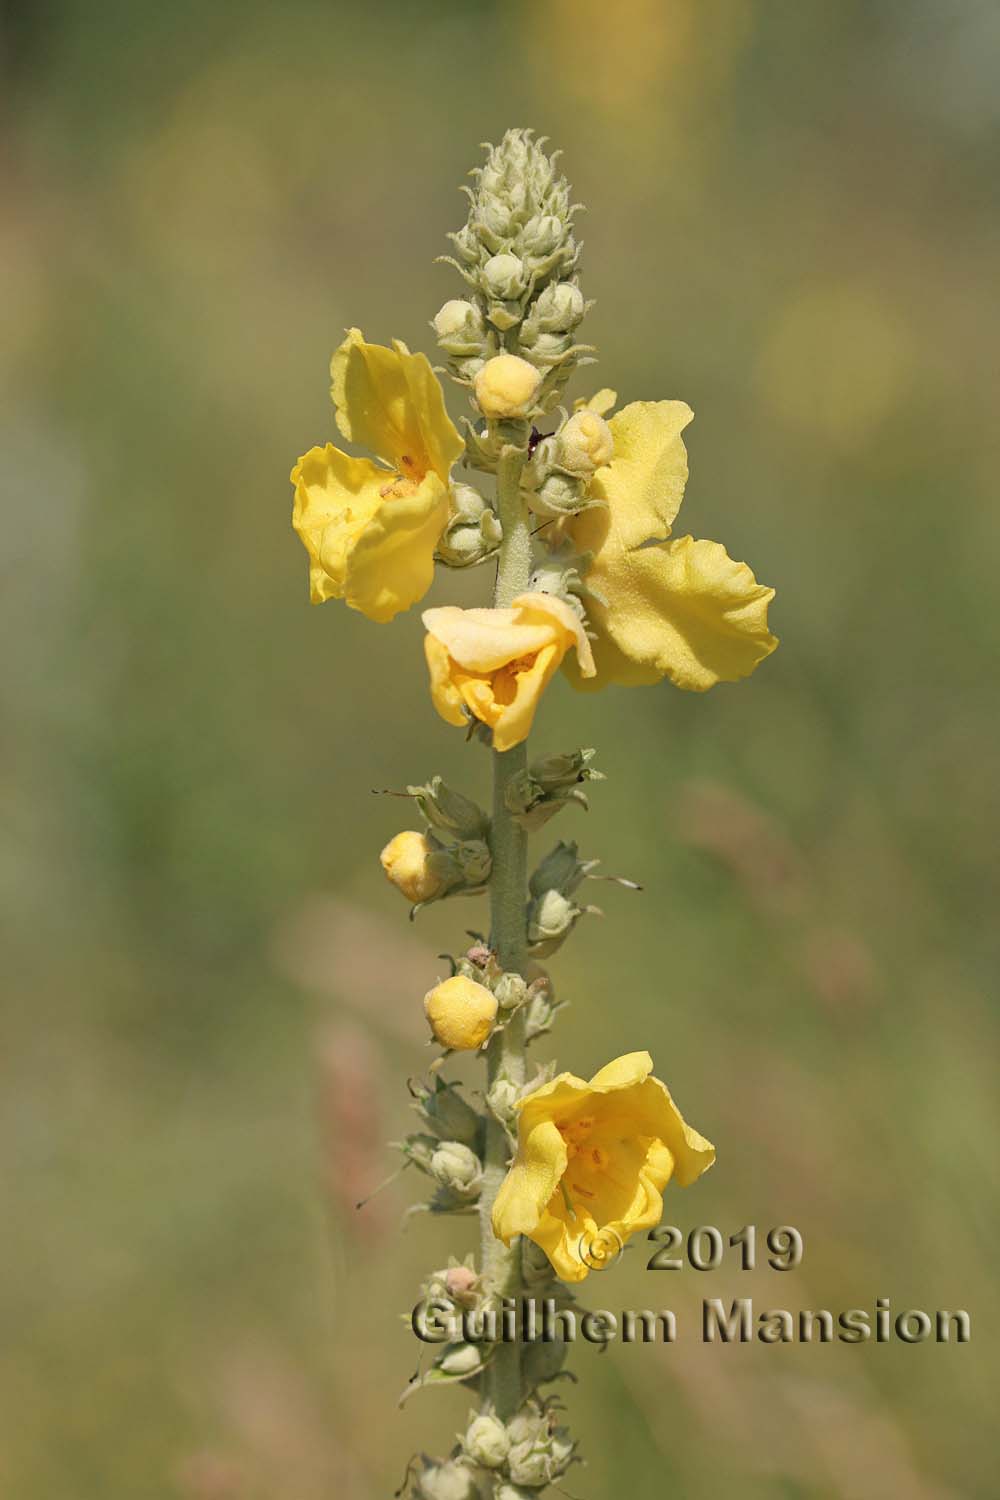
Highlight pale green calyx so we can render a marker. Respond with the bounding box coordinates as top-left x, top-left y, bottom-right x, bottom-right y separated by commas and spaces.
414, 1458, 485, 1500
409, 1075, 485, 1149
462, 1411, 510, 1469
408, 775, 491, 841
433, 298, 488, 357
430, 1140, 484, 1199
437, 483, 503, 568
505, 747, 603, 832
